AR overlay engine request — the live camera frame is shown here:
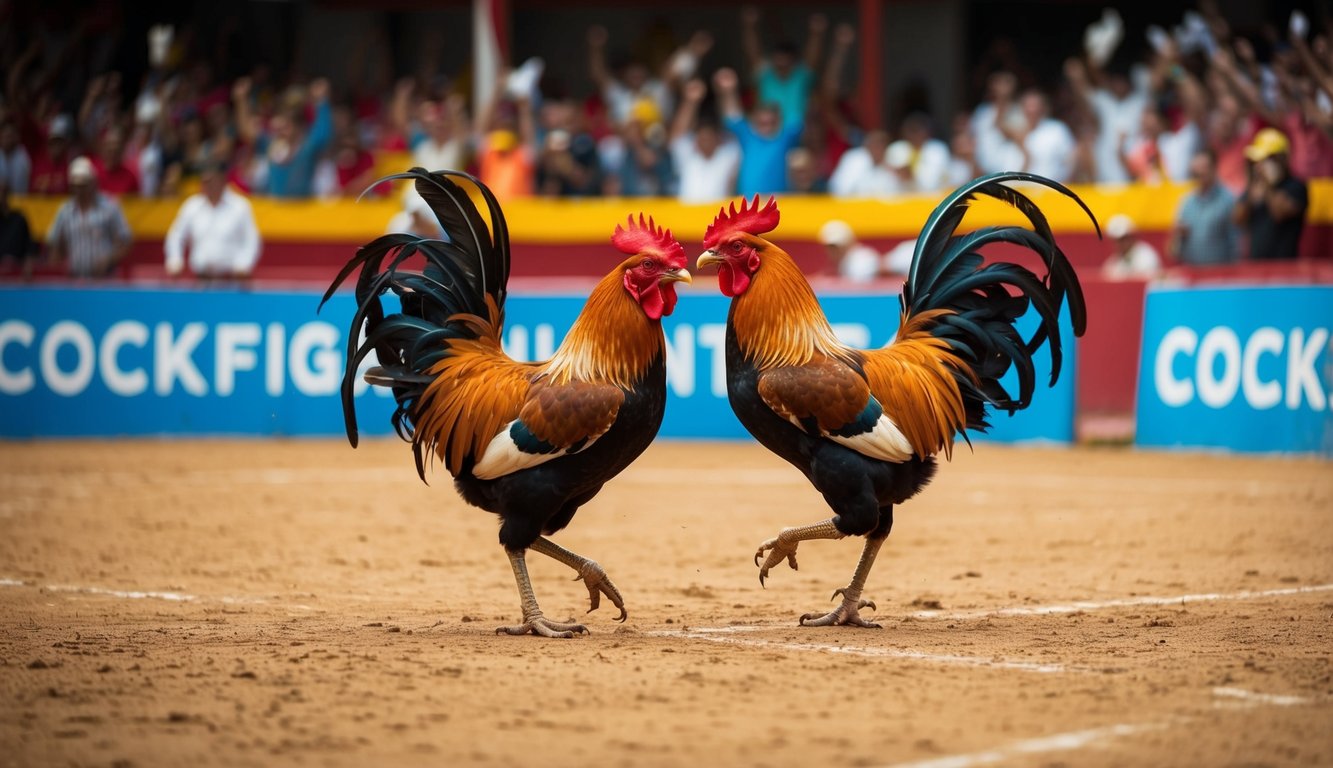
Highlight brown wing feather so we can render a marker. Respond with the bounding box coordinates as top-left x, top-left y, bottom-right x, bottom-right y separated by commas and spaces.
861, 311, 973, 459
519, 380, 624, 447
412, 336, 537, 475
757, 356, 870, 432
